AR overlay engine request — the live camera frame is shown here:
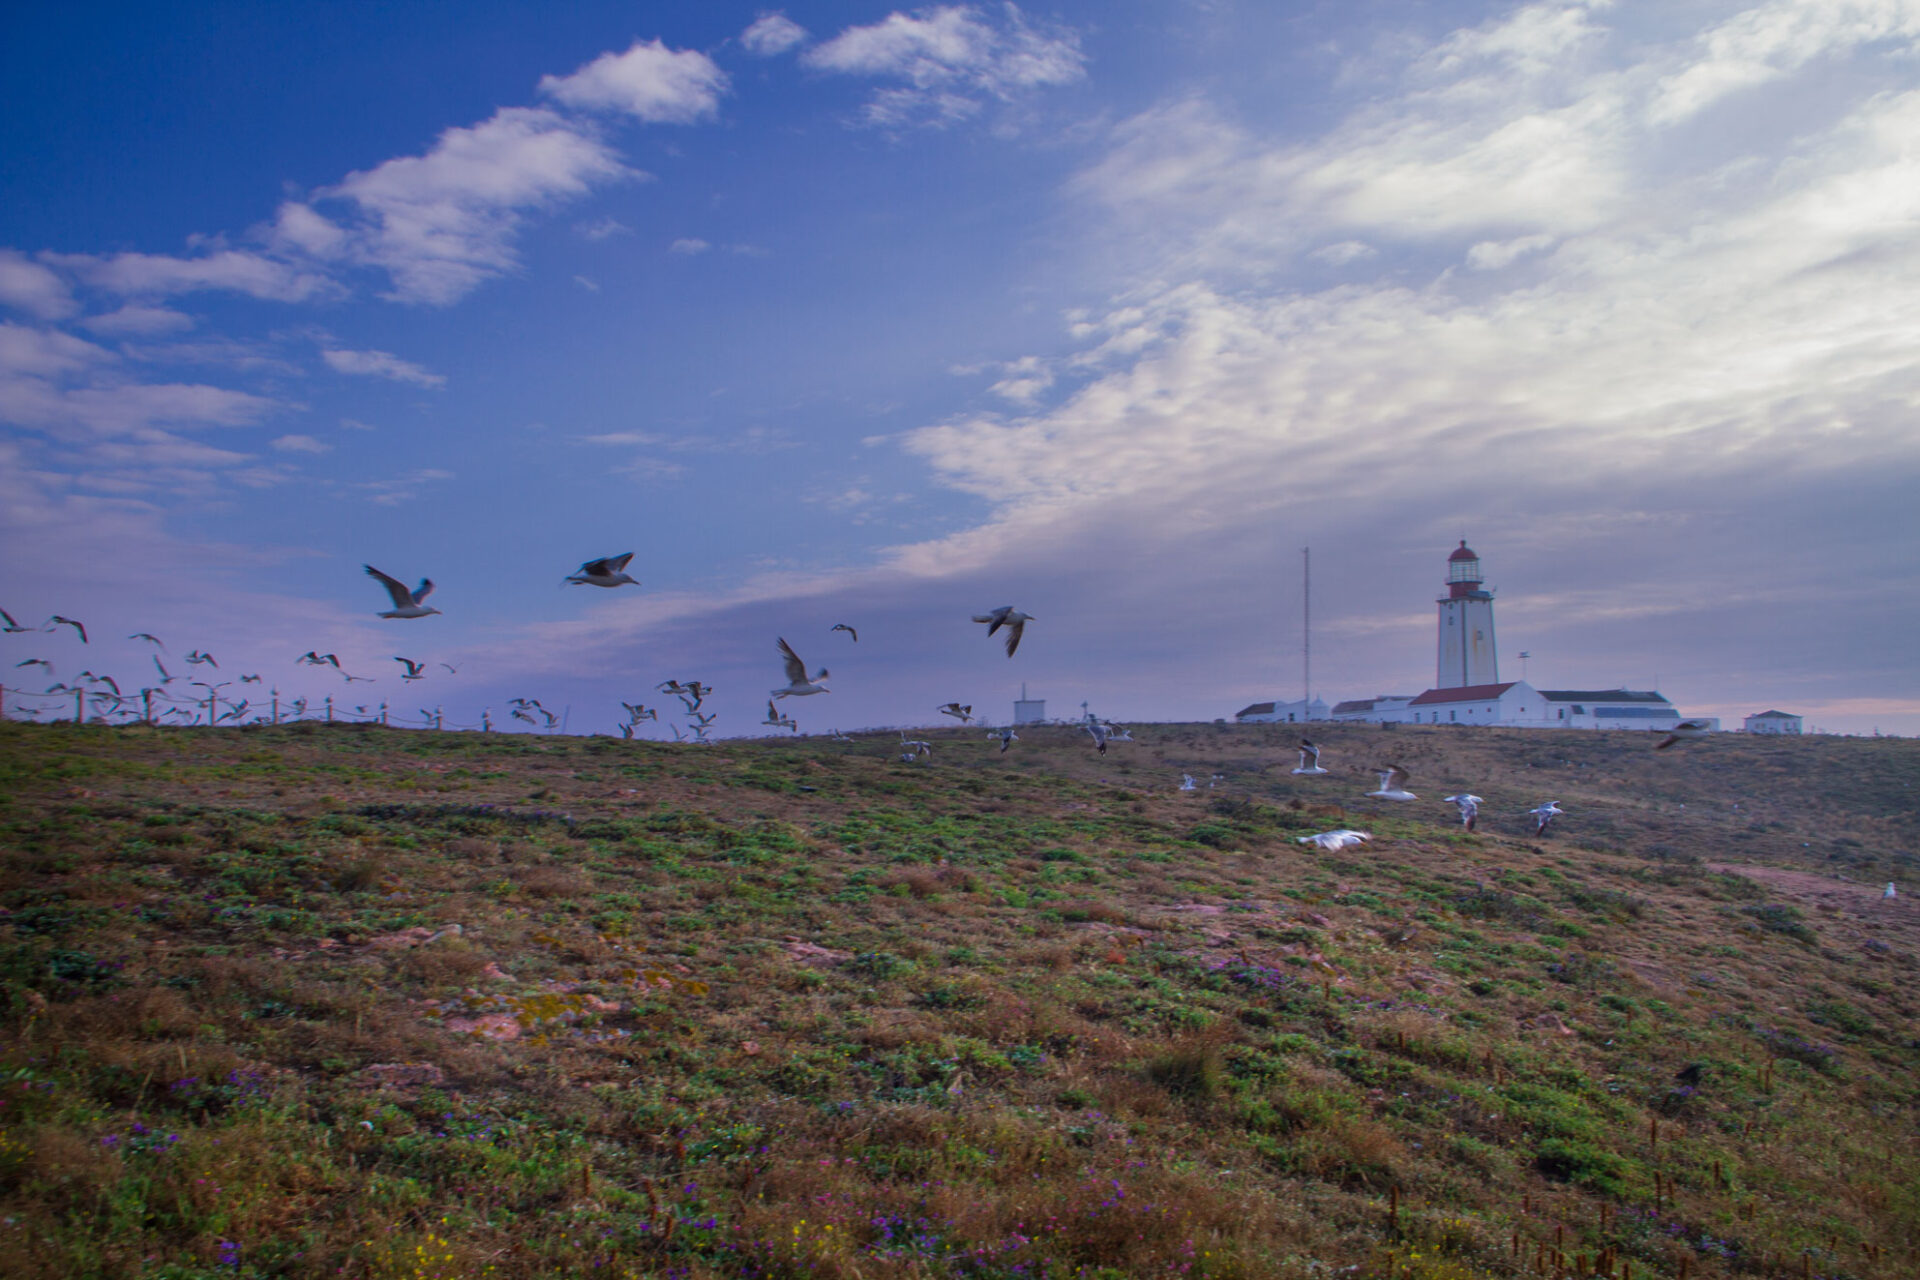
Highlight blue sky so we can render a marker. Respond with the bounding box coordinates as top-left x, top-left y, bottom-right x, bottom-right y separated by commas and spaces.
3, 1, 1917, 737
